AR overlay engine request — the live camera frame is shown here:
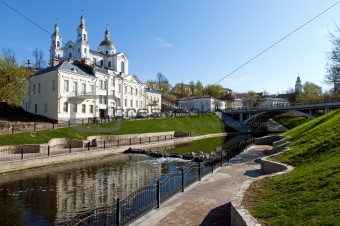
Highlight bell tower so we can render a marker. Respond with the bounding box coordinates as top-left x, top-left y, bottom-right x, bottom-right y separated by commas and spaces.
50, 18, 63, 64
76, 10, 90, 60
